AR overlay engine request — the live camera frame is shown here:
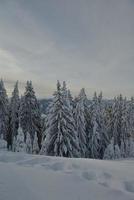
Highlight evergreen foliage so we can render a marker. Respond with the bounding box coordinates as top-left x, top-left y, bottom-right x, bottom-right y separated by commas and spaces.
41, 81, 79, 157
0, 79, 9, 141
20, 81, 42, 148
16, 125, 26, 152
0, 79, 134, 160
